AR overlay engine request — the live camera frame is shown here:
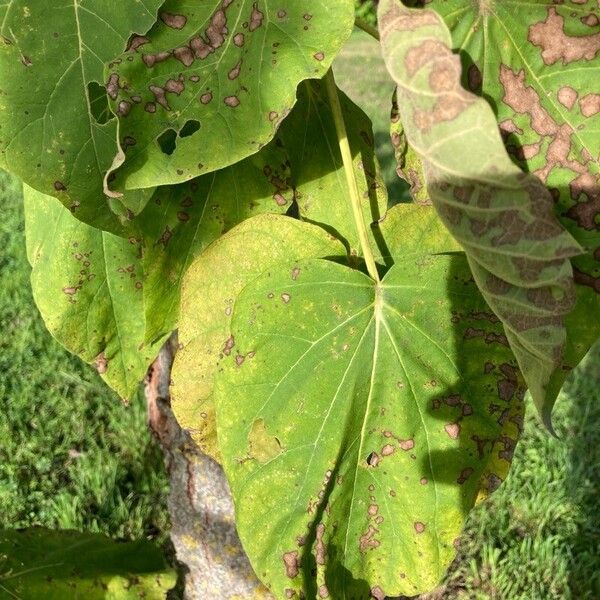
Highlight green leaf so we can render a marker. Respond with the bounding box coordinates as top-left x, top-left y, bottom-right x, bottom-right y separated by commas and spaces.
378, 1, 582, 425
0, 0, 163, 232
105, 1, 355, 195
417, 0, 600, 418
137, 134, 293, 345
24, 186, 164, 399
215, 255, 525, 598
280, 79, 388, 257
0, 528, 175, 599
171, 215, 346, 458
